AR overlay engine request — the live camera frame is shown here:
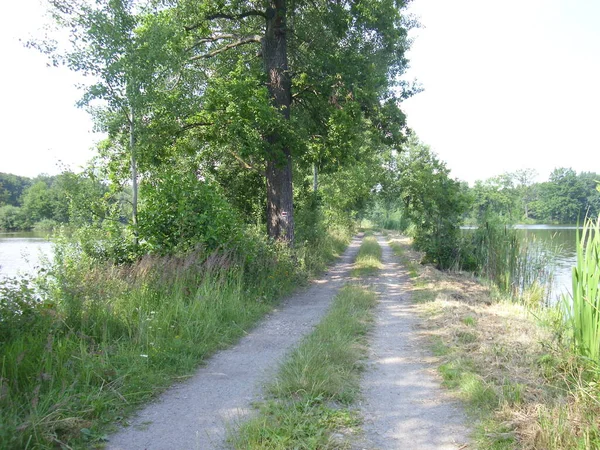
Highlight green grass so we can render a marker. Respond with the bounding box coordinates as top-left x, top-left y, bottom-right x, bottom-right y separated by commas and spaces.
389, 240, 419, 278
0, 227, 351, 449
564, 217, 600, 362
352, 236, 382, 277
230, 284, 377, 449
0, 267, 274, 448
